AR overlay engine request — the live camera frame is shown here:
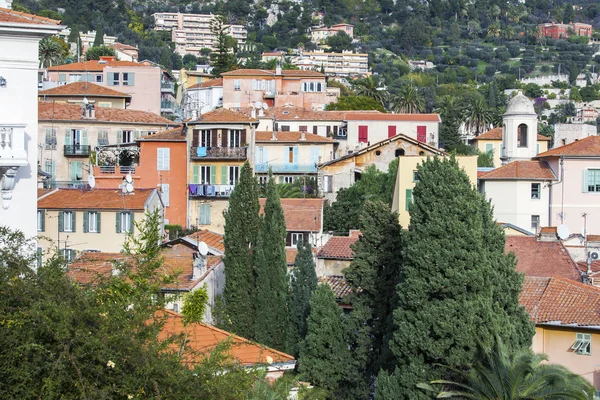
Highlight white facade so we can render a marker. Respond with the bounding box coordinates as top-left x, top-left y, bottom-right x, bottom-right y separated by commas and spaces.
182, 85, 223, 119
501, 91, 539, 164
0, 7, 62, 238
292, 51, 369, 77
553, 123, 597, 148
